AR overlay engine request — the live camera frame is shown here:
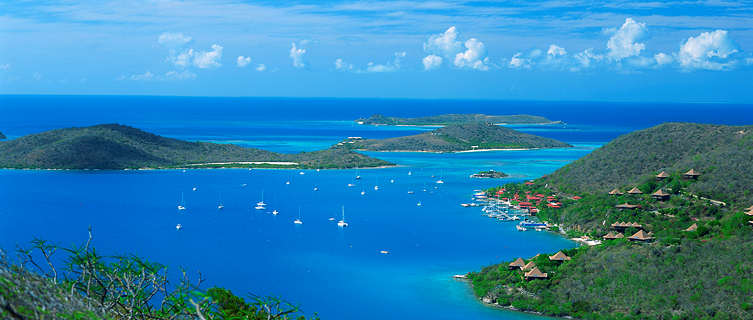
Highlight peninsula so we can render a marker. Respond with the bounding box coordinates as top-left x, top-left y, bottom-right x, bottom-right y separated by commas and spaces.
0, 124, 393, 170
344, 122, 571, 152
470, 170, 508, 179
468, 123, 753, 319
356, 113, 558, 126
